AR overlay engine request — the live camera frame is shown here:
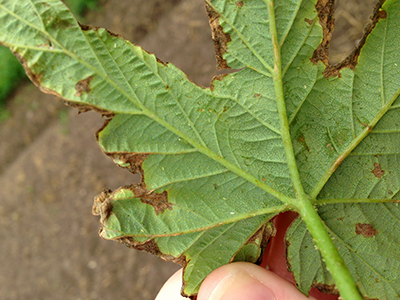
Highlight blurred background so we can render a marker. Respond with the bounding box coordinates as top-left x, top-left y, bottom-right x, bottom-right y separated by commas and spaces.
0, 0, 377, 299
